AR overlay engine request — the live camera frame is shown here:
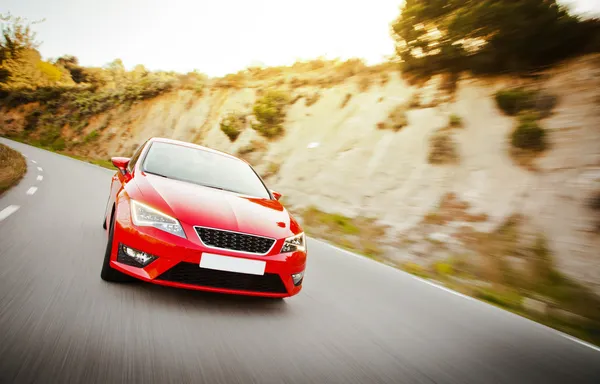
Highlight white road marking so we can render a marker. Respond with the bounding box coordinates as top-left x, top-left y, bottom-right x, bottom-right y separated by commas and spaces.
37, 175, 43, 181
37, 167, 43, 172
26, 187, 37, 195
31, 160, 37, 164
312, 237, 600, 354
0, 205, 20, 221
559, 334, 600, 352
